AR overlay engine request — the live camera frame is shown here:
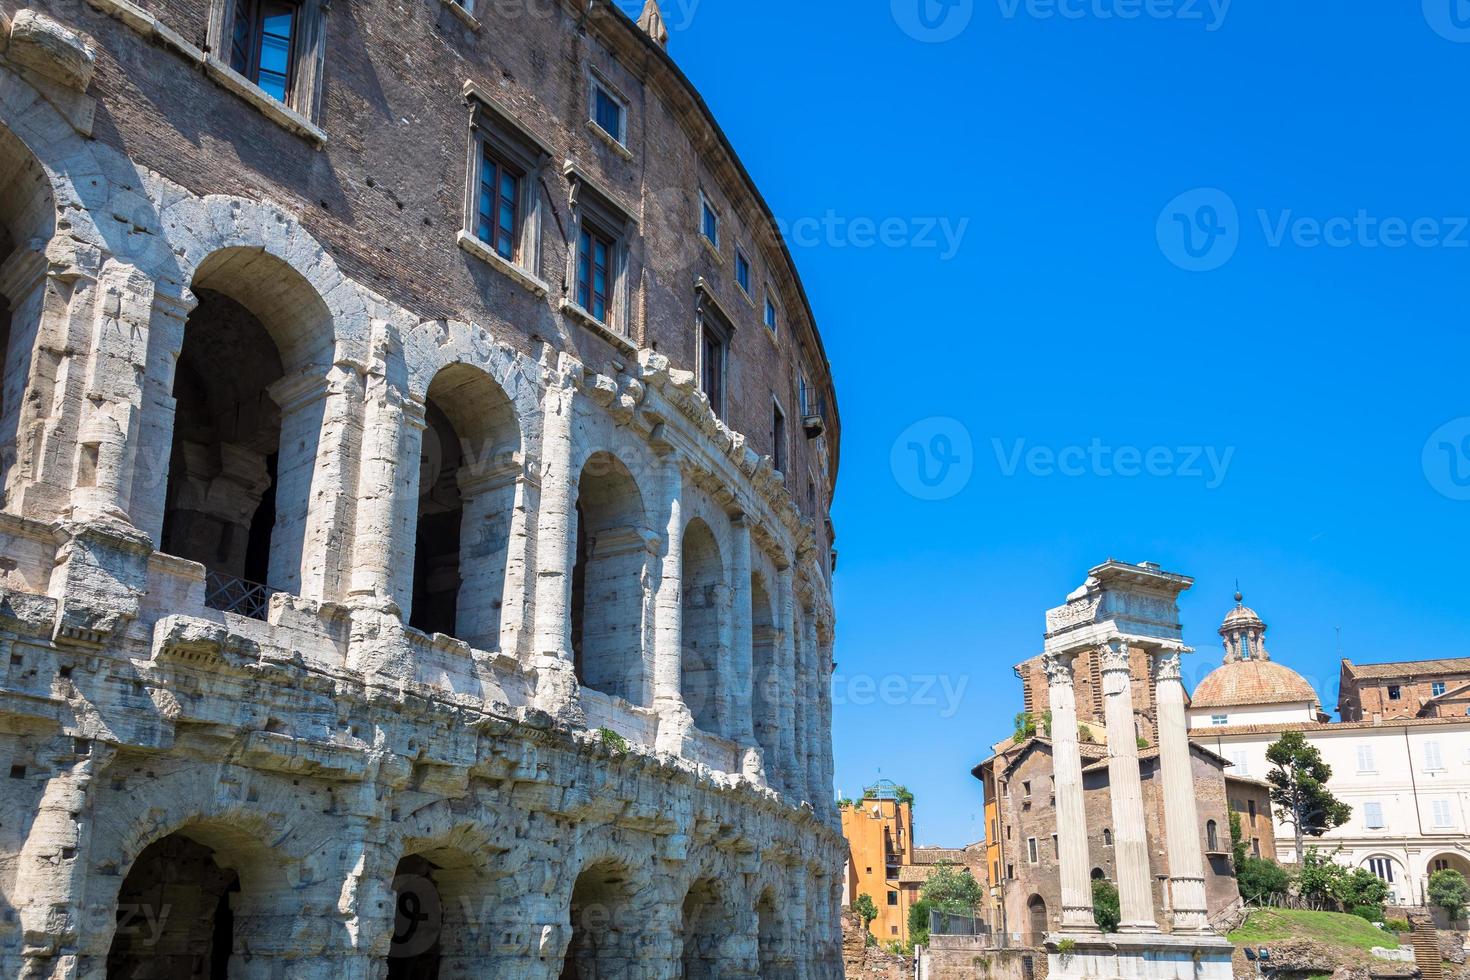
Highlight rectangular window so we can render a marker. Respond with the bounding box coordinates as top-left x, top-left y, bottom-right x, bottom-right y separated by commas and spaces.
735, 248, 751, 294
799, 372, 812, 417
1252, 838, 1261, 857
701, 193, 720, 247
1433, 799, 1454, 829
772, 402, 787, 473
887, 891, 899, 906
1211, 714, 1229, 726
1434, 681, 1448, 697
1364, 801, 1385, 829
1027, 838, 1038, 864
231, 0, 299, 103
764, 295, 779, 334
1357, 744, 1376, 773
700, 325, 725, 416
592, 81, 625, 144
577, 225, 614, 322
1230, 751, 1249, 776
477, 150, 522, 262
1389, 684, 1402, 700
1369, 857, 1396, 883
1425, 740, 1445, 771
1248, 799, 1257, 822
